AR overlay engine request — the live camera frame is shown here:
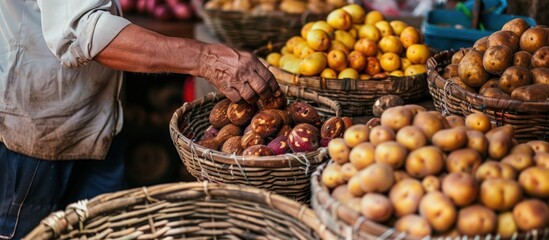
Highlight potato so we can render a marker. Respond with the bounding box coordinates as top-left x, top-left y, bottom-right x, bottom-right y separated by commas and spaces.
511, 143, 535, 156
428, 110, 451, 129
348, 174, 365, 197
501, 153, 534, 171
227, 101, 256, 126
209, 98, 232, 128
513, 51, 532, 68
349, 142, 375, 170
422, 175, 441, 192
380, 106, 414, 131
288, 123, 320, 153
321, 163, 344, 189
288, 101, 320, 124
372, 95, 404, 117
359, 163, 394, 193
479, 78, 499, 94
263, 109, 291, 125
267, 135, 290, 155
368, 125, 395, 146
393, 170, 411, 182
442, 64, 459, 79
483, 45, 513, 75
497, 212, 519, 238
412, 112, 443, 140
365, 117, 381, 129
531, 46, 549, 68
221, 136, 243, 155
449, 77, 476, 93
328, 138, 350, 164
251, 110, 282, 138
466, 130, 489, 157
242, 144, 274, 157
485, 124, 514, 140
276, 125, 292, 137
321, 117, 345, 139
442, 172, 479, 207
360, 193, 393, 223
498, 66, 532, 94
406, 146, 444, 178
343, 124, 369, 147
473, 36, 488, 52
431, 127, 468, 152
488, 30, 520, 51
394, 215, 432, 238
480, 178, 522, 211
241, 131, 264, 149
452, 48, 469, 64
481, 87, 512, 99
389, 178, 425, 216
419, 191, 457, 232
340, 162, 358, 181
518, 166, 549, 198
465, 112, 491, 133
487, 131, 513, 160
445, 115, 465, 128
404, 104, 427, 116
446, 148, 483, 174
512, 83, 549, 101
331, 184, 354, 203
395, 126, 427, 151
502, 18, 531, 37
534, 152, 549, 168
527, 140, 549, 153
475, 161, 517, 181
197, 123, 242, 150
512, 199, 549, 231
531, 67, 549, 85
457, 205, 497, 237
520, 27, 548, 54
